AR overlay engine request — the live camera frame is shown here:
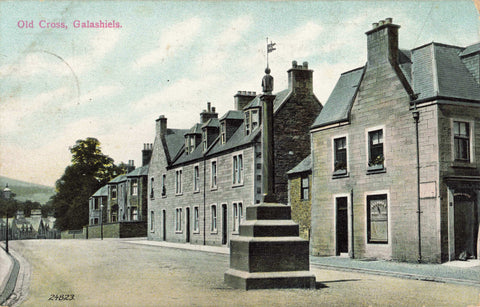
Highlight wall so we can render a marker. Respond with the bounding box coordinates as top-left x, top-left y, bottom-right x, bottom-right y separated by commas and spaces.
288, 174, 311, 240
311, 58, 435, 261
